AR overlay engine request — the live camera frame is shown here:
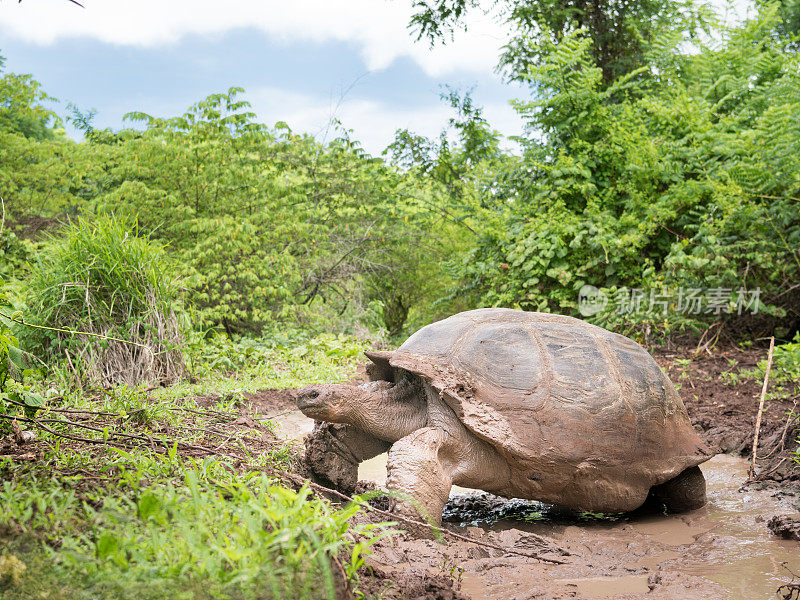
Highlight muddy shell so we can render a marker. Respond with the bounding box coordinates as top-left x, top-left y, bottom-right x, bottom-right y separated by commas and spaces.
367, 308, 712, 512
